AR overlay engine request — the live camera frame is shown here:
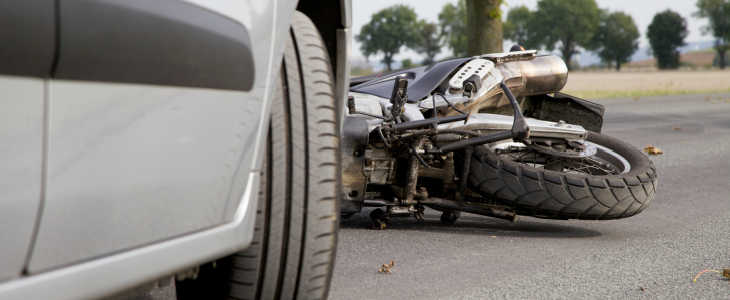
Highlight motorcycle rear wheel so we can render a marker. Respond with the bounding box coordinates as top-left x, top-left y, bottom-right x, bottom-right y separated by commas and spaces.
468, 131, 657, 220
